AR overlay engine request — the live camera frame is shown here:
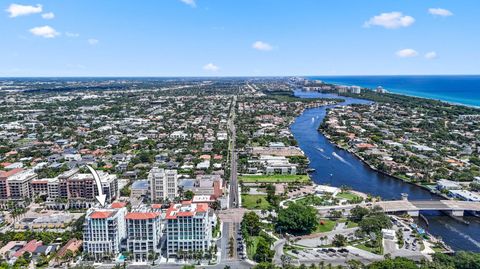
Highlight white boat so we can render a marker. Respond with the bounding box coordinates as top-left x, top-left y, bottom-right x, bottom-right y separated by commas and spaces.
332, 152, 351, 166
